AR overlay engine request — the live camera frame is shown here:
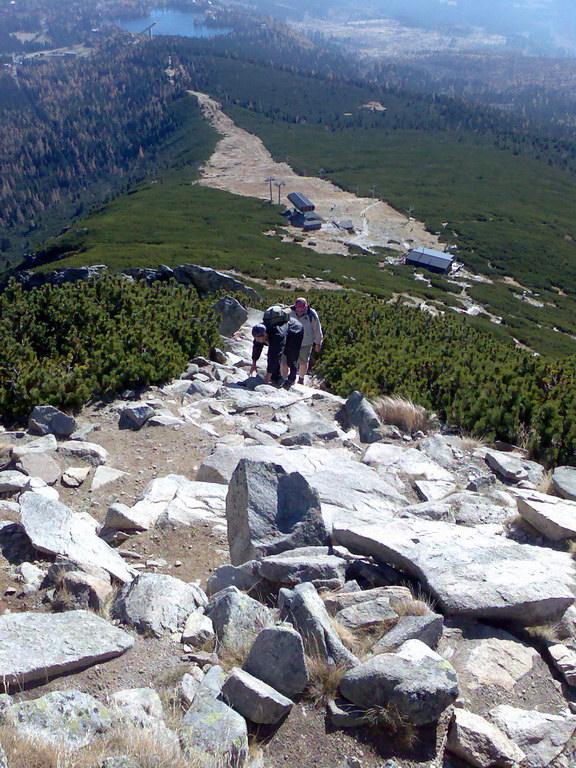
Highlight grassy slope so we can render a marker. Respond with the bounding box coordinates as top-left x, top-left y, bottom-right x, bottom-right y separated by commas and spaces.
33, 64, 576, 357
